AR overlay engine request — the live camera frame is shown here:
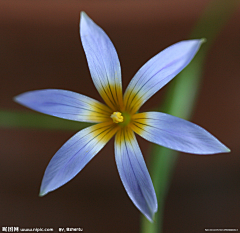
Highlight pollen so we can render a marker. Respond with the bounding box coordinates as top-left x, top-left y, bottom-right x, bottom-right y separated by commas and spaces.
111, 112, 124, 123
